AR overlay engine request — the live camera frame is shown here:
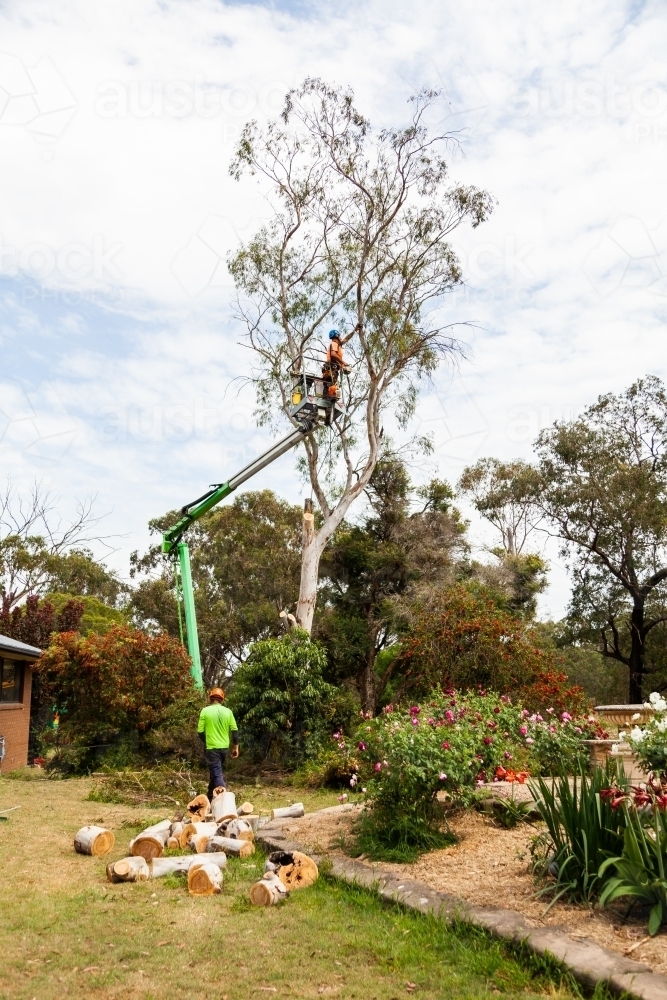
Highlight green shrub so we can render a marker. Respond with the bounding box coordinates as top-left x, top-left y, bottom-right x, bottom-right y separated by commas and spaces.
227, 630, 341, 767
530, 763, 628, 908
600, 799, 667, 935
